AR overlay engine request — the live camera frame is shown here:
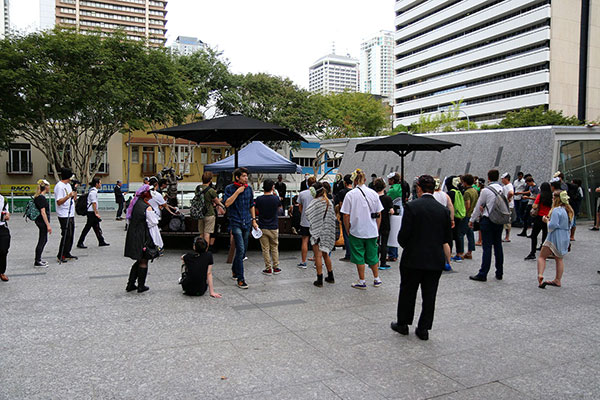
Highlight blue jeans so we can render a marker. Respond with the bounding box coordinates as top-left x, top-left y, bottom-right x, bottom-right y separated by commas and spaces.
231, 223, 250, 282
388, 246, 398, 259
477, 217, 504, 278
456, 217, 474, 253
